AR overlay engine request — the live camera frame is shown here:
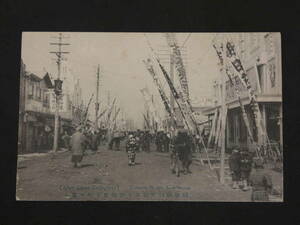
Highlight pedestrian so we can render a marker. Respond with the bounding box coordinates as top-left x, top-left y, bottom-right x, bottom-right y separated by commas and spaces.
37, 132, 45, 153
108, 131, 116, 150
126, 134, 138, 166
48, 132, 54, 150
155, 131, 163, 152
62, 131, 71, 151
70, 126, 86, 168
175, 129, 192, 175
163, 132, 170, 152
249, 158, 273, 202
90, 131, 99, 152
135, 132, 141, 152
170, 133, 180, 176
143, 130, 151, 152
114, 131, 121, 151
239, 147, 253, 191
228, 146, 241, 189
